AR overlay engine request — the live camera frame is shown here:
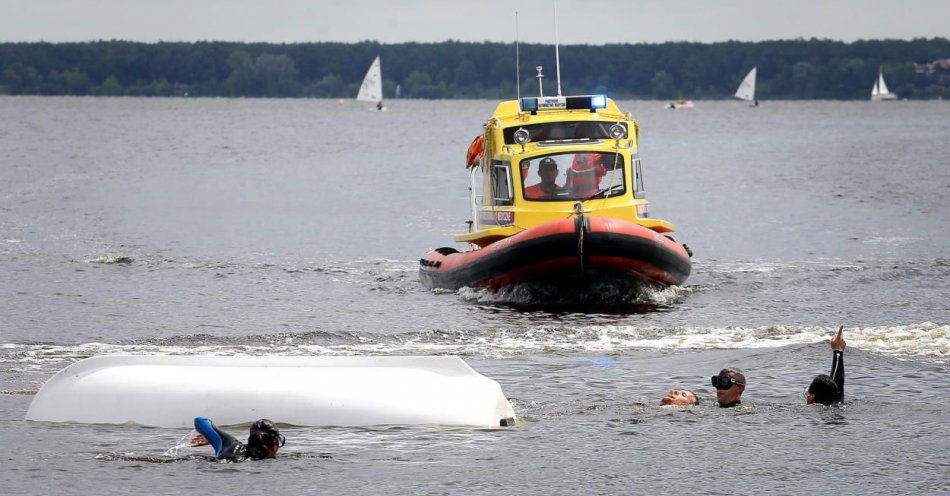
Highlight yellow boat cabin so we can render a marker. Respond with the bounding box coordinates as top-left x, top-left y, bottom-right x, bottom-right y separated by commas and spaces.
459, 95, 676, 248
